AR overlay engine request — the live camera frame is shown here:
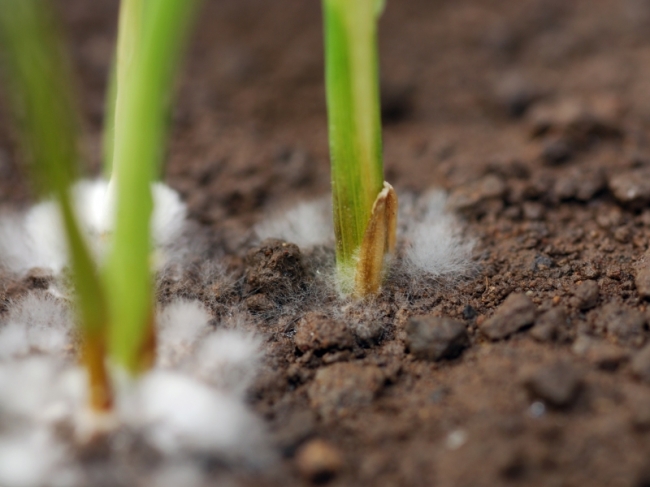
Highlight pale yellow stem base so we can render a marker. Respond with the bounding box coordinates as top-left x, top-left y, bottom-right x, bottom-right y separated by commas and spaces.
354, 181, 398, 297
